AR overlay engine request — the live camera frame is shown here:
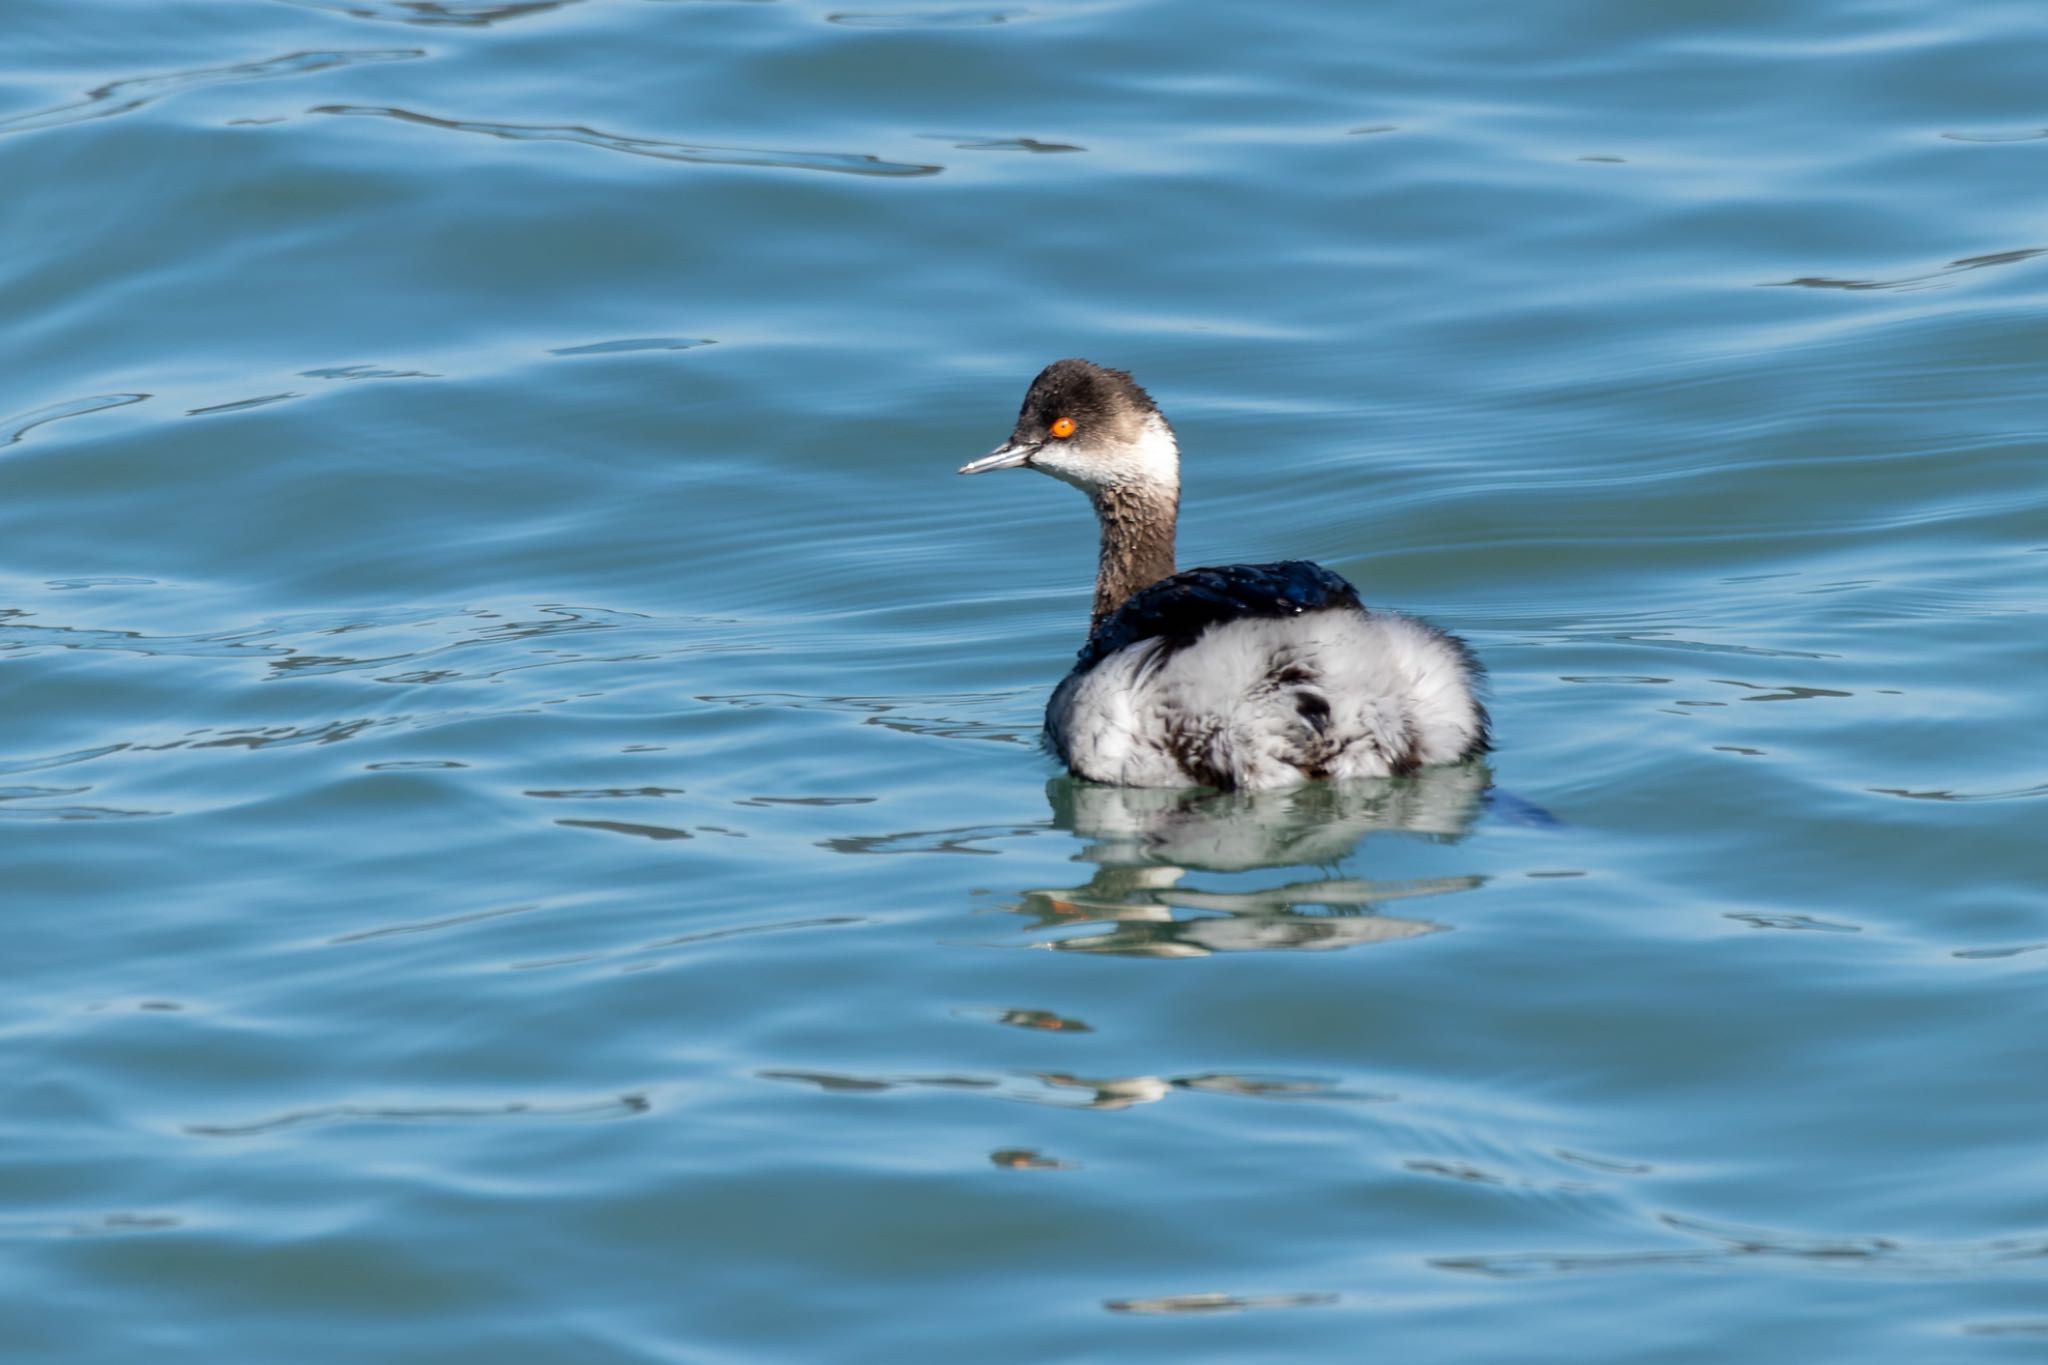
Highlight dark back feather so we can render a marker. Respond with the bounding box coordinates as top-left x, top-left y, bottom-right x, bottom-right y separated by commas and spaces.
1073, 560, 1364, 672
